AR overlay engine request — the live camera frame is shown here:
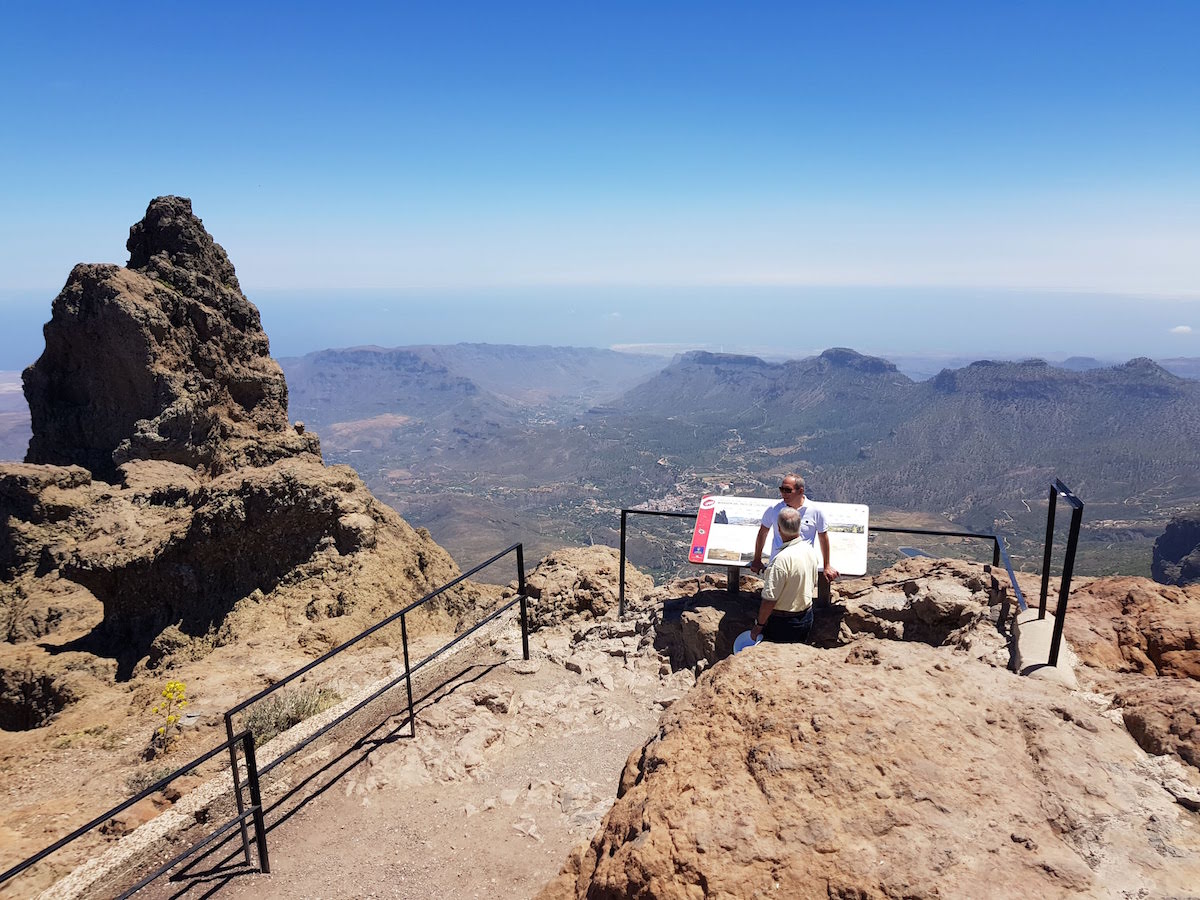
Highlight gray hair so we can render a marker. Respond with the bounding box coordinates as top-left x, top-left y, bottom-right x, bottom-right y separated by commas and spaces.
777, 506, 802, 539
783, 473, 806, 490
